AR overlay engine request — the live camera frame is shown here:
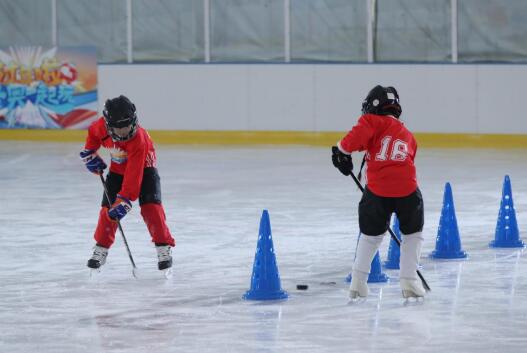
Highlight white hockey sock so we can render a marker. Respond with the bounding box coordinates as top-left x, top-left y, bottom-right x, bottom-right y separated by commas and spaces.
400, 232, 424, 280
349, 234, 384, 298
353, 233, 385, 274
